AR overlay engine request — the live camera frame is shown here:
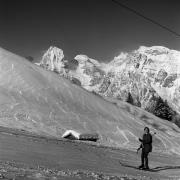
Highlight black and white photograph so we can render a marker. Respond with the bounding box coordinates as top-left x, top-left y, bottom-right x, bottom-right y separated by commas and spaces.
0, 0, 180, 179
